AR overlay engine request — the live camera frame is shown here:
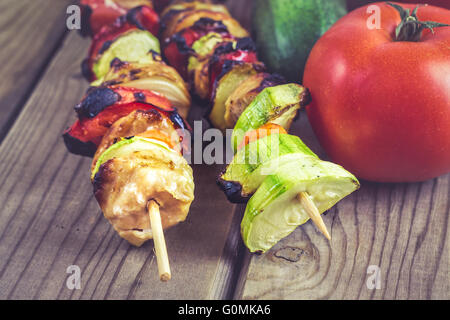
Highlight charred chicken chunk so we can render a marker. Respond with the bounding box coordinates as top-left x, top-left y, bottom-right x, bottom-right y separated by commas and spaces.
91, 109, 184, 174
93, 136, 195, 246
